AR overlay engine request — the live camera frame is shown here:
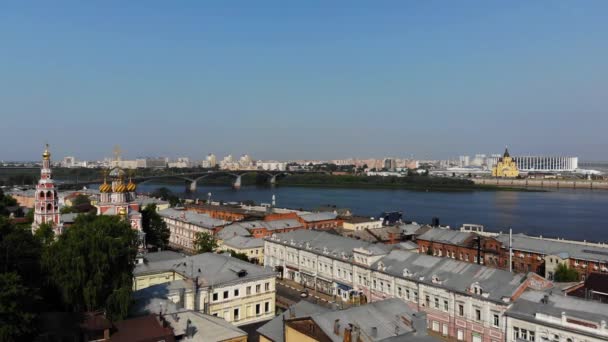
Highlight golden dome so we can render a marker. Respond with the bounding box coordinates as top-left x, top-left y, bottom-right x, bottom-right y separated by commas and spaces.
42, 144, 51, 160
118, 207, 127, 216
99, 183, 111, 193
115, 184, 127, 193
127, 181, 137, 192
